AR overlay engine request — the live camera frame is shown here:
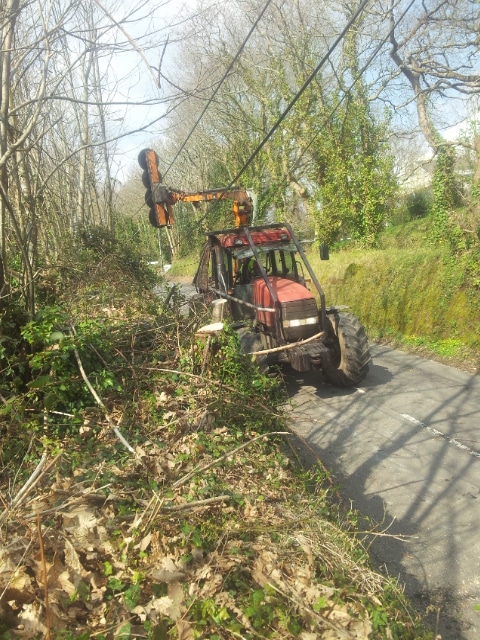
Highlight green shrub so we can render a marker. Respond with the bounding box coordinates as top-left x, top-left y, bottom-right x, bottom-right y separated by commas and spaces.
406, 188, 432, 219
